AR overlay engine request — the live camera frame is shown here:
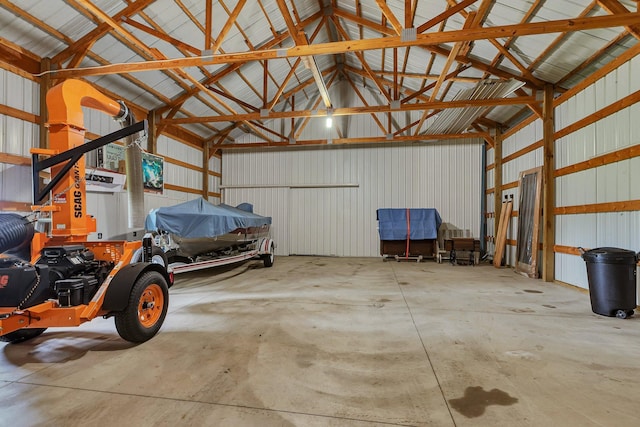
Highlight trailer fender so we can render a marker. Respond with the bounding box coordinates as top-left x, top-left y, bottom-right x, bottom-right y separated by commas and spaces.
256, 237, 275, 255
102, 263, 171, 312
